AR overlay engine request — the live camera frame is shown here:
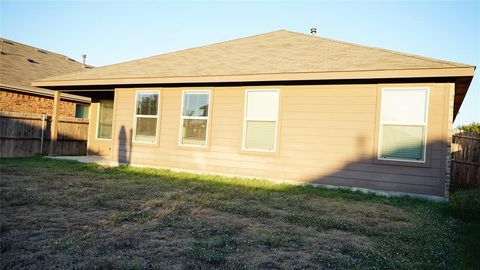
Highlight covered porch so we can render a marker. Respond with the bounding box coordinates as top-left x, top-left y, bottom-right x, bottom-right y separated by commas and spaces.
47, 89, 115, 158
